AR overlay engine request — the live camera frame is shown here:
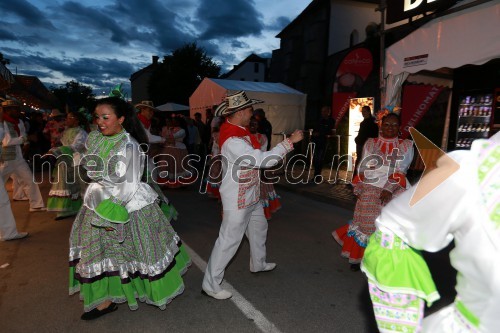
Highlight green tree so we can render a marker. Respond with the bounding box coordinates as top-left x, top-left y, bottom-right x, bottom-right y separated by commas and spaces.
149, 42, 221, 106
50, 80, 96, 111
0, 52, 10, 65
